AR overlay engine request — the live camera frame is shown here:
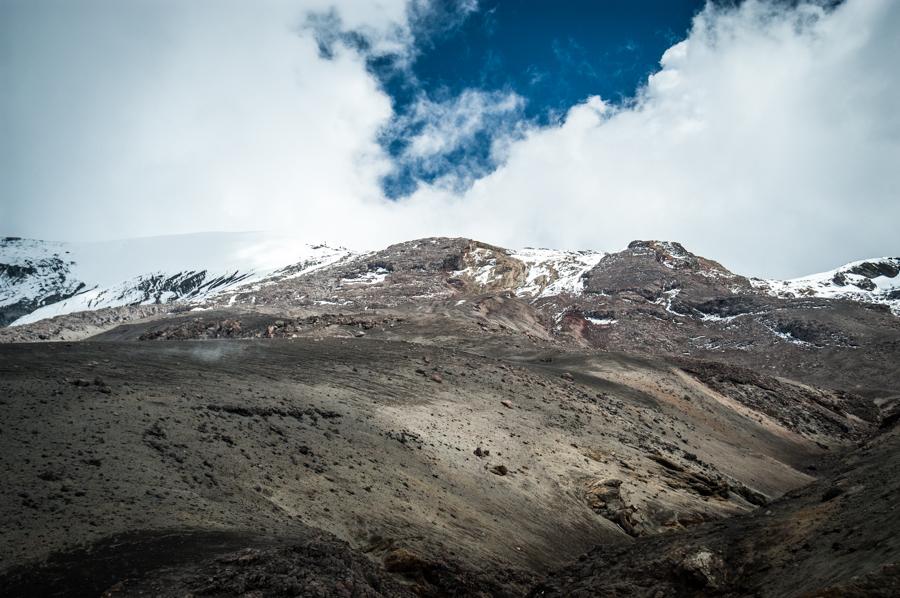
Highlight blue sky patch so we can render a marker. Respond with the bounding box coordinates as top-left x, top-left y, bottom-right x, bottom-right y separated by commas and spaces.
366, 0, 706, 197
